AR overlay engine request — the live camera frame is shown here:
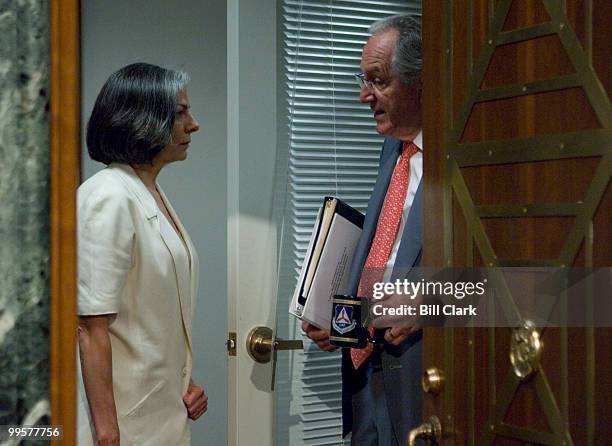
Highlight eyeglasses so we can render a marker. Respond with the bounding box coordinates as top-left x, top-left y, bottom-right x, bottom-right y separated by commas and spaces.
354, 73, 387, 92
355, 73, 420, 92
